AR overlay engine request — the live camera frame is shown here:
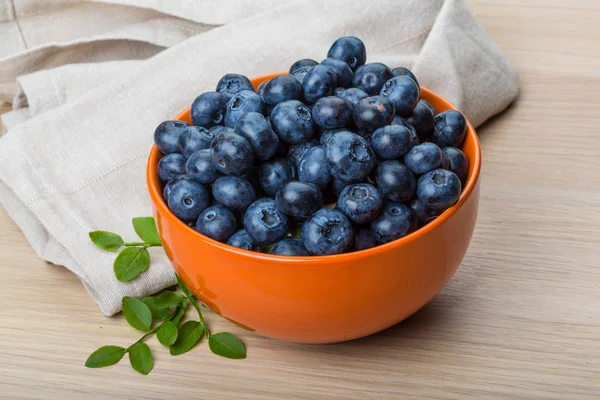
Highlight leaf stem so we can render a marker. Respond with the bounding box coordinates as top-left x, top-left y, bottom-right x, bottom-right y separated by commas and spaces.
187, 295, 210, 339
124, 242, 162, 247
126, 308, 179, 351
